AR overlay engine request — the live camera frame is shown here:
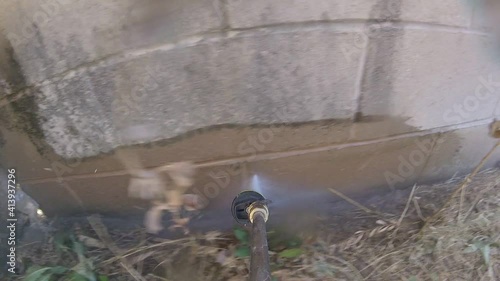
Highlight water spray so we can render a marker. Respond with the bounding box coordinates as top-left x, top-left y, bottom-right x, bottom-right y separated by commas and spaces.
231, 190, 271, 281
